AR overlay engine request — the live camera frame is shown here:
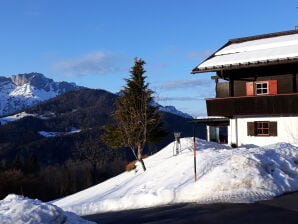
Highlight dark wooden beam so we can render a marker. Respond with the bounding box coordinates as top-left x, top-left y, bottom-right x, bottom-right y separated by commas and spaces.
293, 73, 297, 92
229, 79, 234, 97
